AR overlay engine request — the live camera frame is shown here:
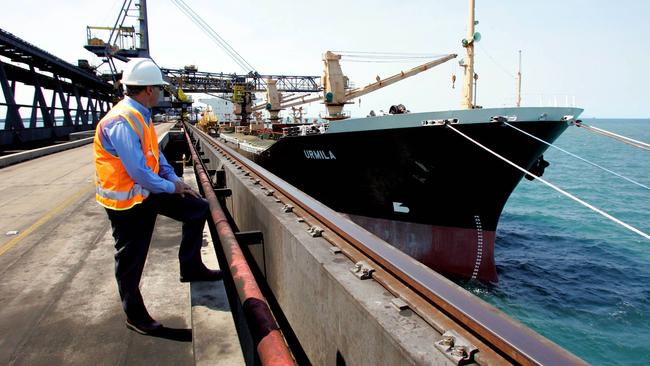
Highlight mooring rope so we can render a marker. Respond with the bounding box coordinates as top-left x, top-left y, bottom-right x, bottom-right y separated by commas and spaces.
576, 122, 650, 152
446, 124, 650, 241
504, 122, 650, 191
